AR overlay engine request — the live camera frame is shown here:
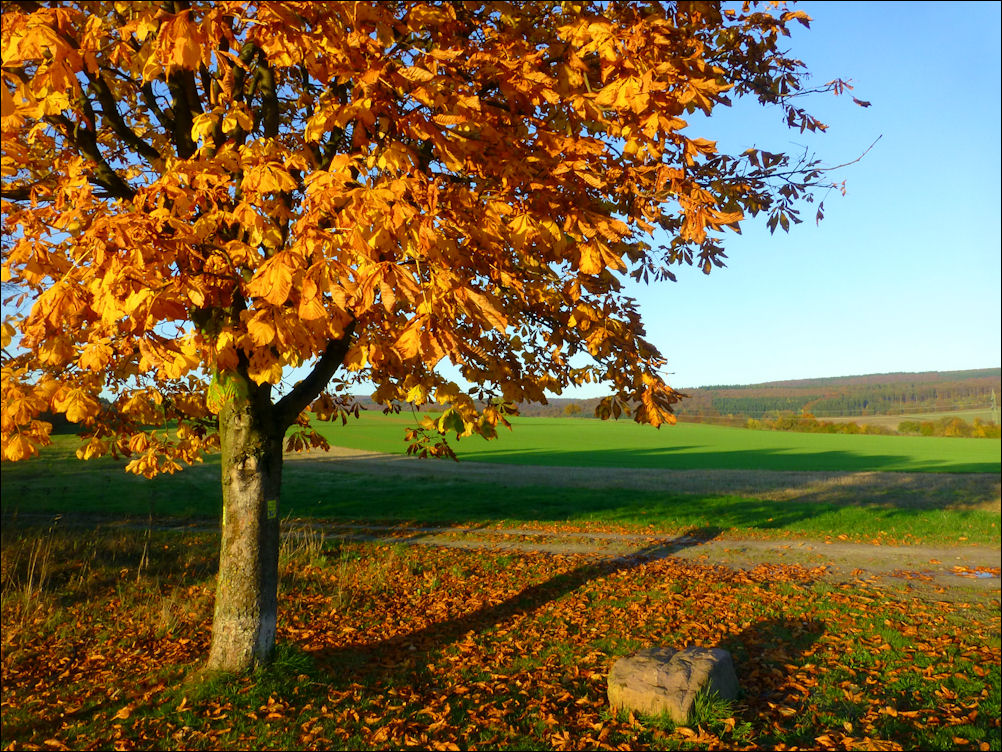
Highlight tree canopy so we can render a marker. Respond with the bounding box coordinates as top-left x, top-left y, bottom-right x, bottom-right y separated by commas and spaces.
1, 1, 846, 467
1, 1, 859, 672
